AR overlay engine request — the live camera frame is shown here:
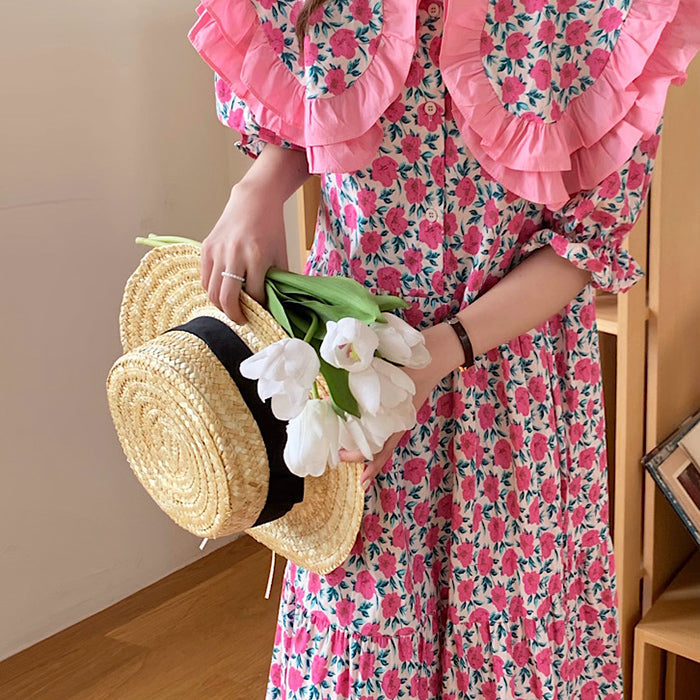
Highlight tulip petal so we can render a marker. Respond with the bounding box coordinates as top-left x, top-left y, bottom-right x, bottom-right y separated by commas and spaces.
348, 366, 382, 416
338, 416, 375, 462
320, 318, 379, 373
282, 399, 341, 477
271, 391, 308, 421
